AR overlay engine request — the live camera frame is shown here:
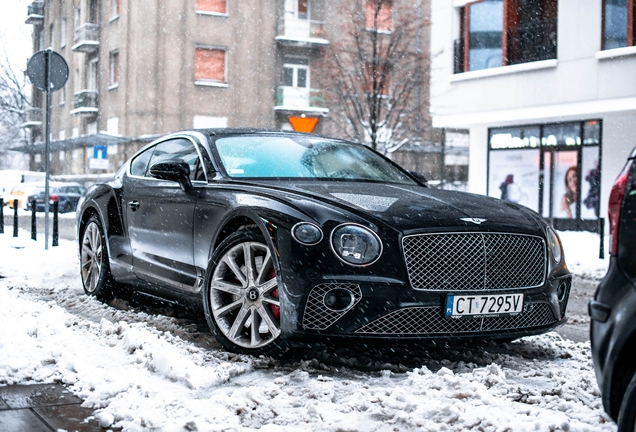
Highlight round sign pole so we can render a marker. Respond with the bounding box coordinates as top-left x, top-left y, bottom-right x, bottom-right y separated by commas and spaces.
44, 48, 52, 250
26, 49, 68, 250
